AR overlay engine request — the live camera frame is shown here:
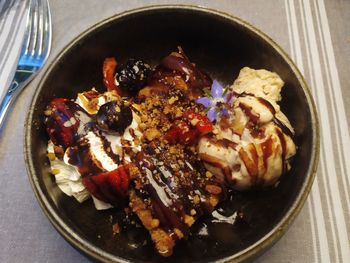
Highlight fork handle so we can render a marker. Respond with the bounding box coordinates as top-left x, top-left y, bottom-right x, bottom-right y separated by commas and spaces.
0, 70, 35, 131
0, 82, 21, 130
